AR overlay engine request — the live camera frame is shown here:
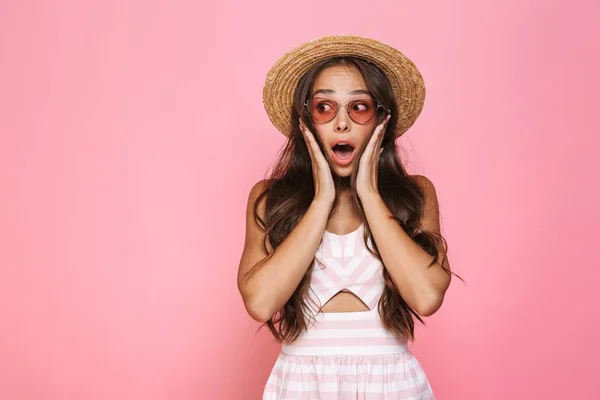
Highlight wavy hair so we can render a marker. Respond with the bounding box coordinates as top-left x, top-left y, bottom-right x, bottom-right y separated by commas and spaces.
250, 56, 456, 343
